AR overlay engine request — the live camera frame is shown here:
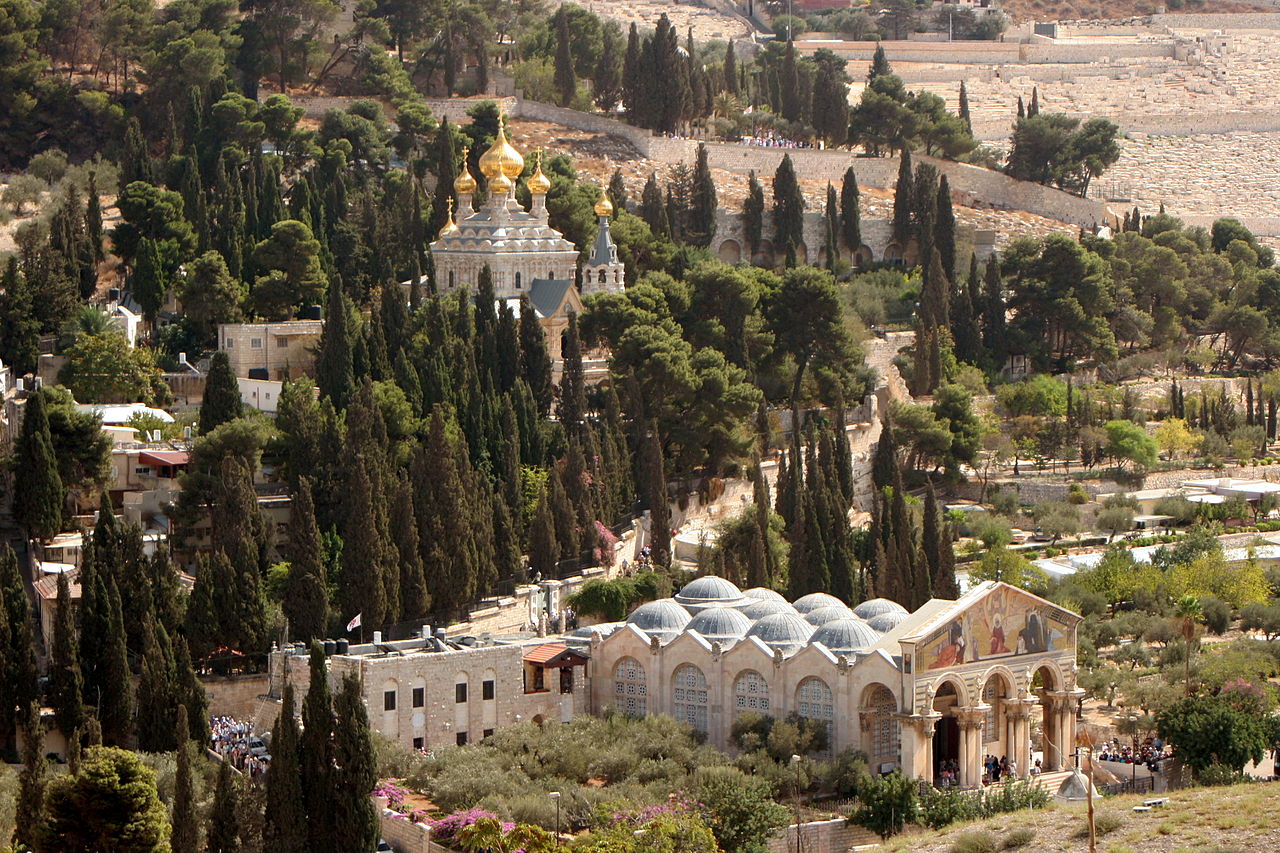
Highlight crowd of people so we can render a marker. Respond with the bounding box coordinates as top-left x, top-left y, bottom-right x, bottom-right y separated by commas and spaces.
210, 715, 270, 782
740, 134, 819, 150
983, 754, 1018, 784
1099, 737, 1170, 771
